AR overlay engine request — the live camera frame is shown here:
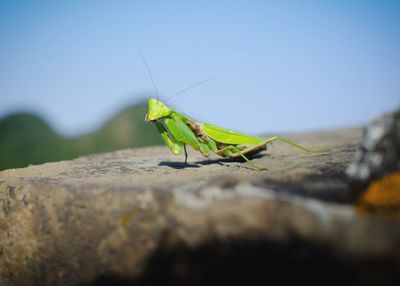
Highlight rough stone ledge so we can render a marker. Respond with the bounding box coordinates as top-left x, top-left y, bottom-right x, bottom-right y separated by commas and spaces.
1, 128, 399, 286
